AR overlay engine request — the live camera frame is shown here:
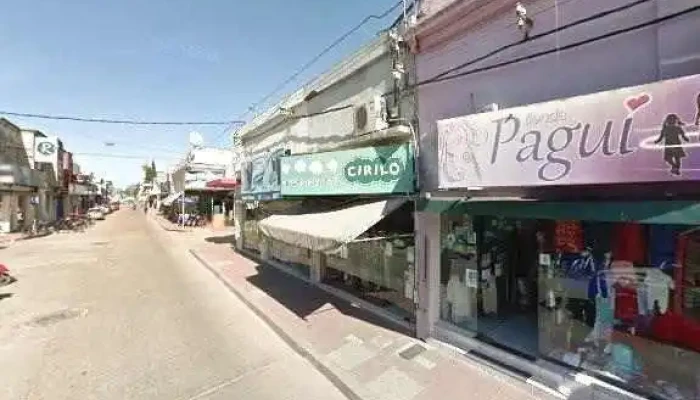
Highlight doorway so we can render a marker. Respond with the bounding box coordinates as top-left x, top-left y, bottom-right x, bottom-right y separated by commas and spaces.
475, 217, 540, 357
